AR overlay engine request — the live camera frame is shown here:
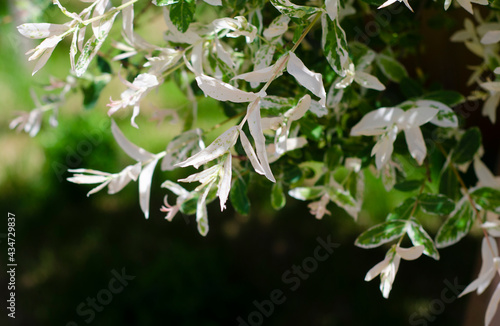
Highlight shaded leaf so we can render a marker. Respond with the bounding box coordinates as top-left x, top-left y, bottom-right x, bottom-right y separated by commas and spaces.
419, 193, 455, 215
471, 187, 500, 213
230, 176, 250, 215
271, 182, 286, 210
452, 127, 481, 164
